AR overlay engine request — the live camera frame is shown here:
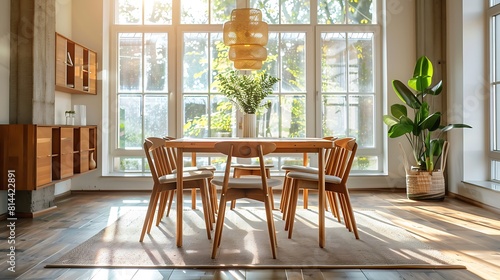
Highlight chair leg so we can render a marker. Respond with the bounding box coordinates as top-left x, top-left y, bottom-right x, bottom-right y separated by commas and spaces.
210, 182, 218, 215
191, 189, 197, 210
156, 192, 168, 226
264, 193, 277, 259
199, 183, 212, 239
166, 190, 175, 217
211, 192, 228, 259
281, 177, 292, 221
286, 181, 300, 237
140, 189, 160, 242
341, 191, 359, 239
269, 187, 276, 210
303, 189, 309, 209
